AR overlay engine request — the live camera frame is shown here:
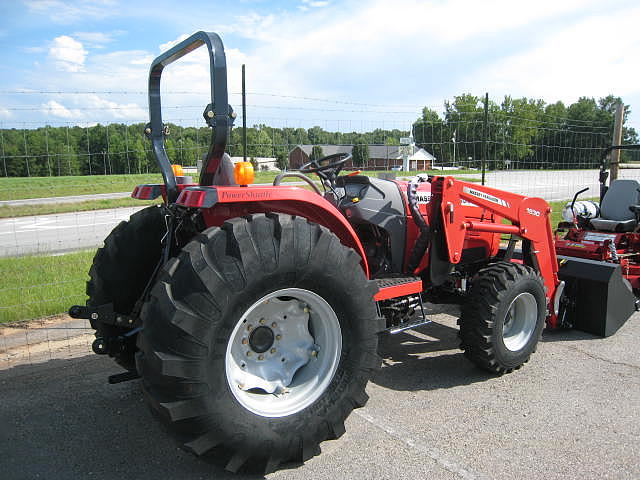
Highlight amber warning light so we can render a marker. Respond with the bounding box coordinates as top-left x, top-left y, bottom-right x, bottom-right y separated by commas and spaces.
171, 164, 184, 177
234, 161, 255, 186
